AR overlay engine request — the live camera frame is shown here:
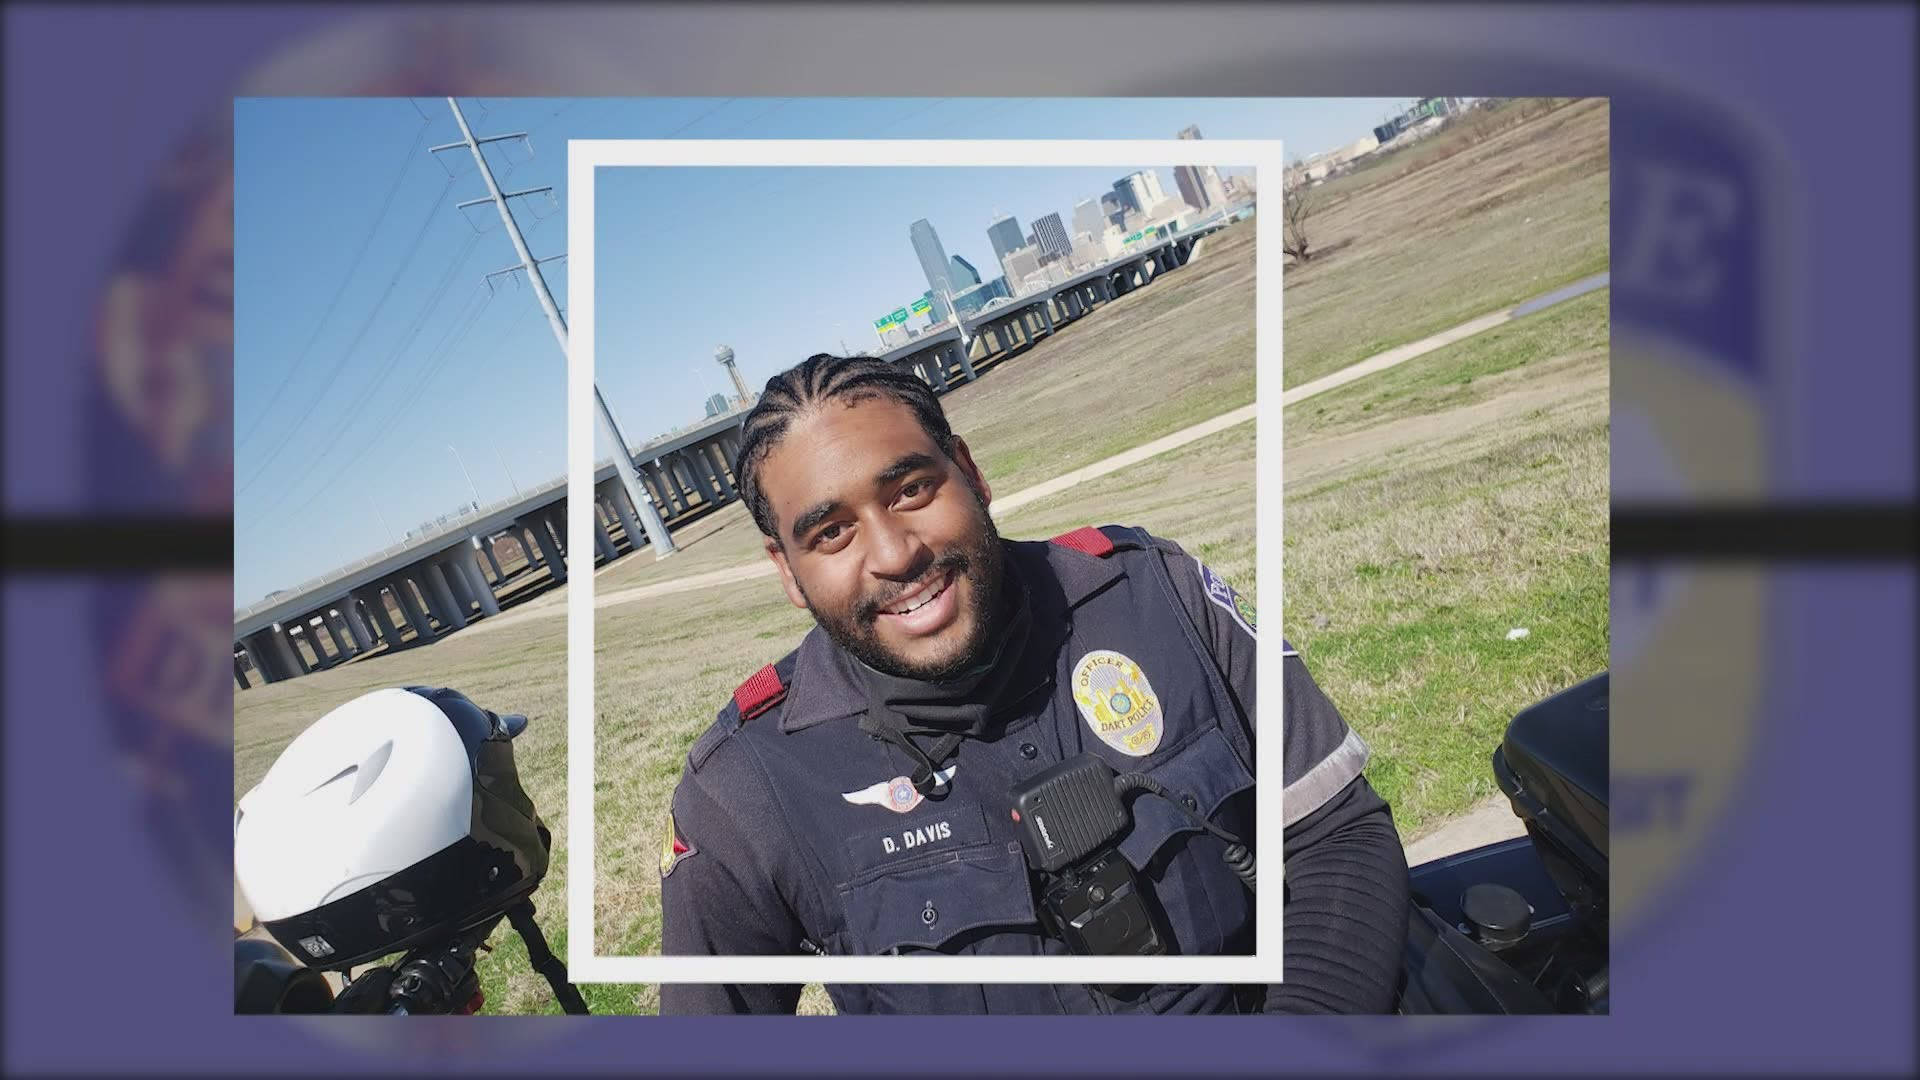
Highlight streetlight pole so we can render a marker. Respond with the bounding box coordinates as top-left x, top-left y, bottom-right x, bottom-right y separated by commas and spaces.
494, 444, 520, 497
370, 496, 396, 546
449, 443, 480, 510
